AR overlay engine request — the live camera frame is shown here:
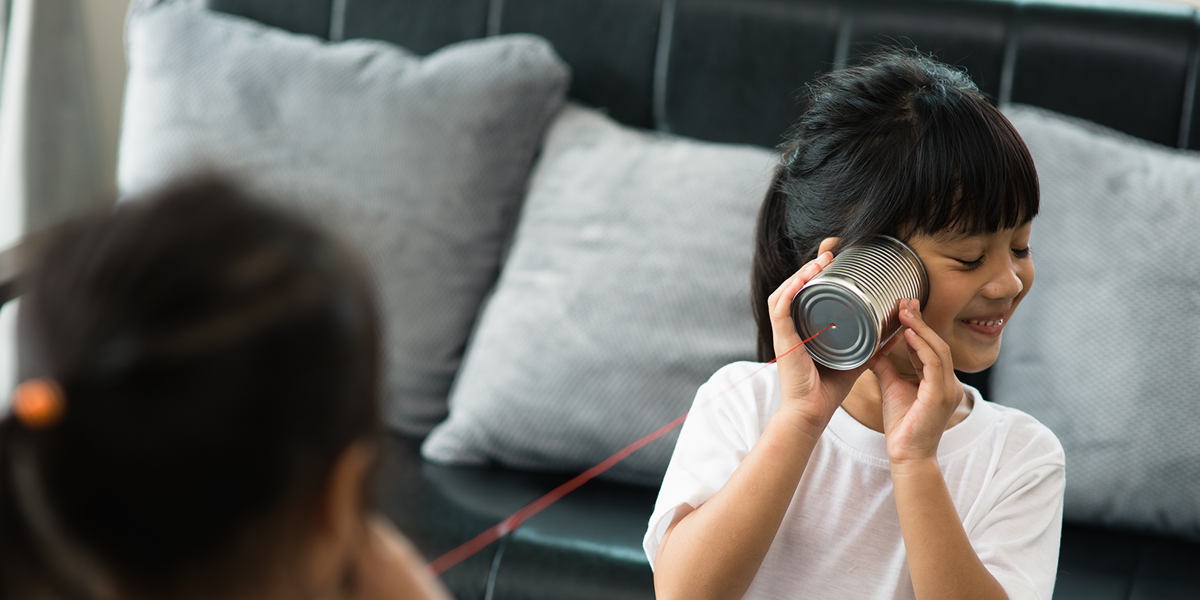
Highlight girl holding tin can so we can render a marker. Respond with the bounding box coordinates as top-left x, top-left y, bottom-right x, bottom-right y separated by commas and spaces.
645, 49, 1064, 600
